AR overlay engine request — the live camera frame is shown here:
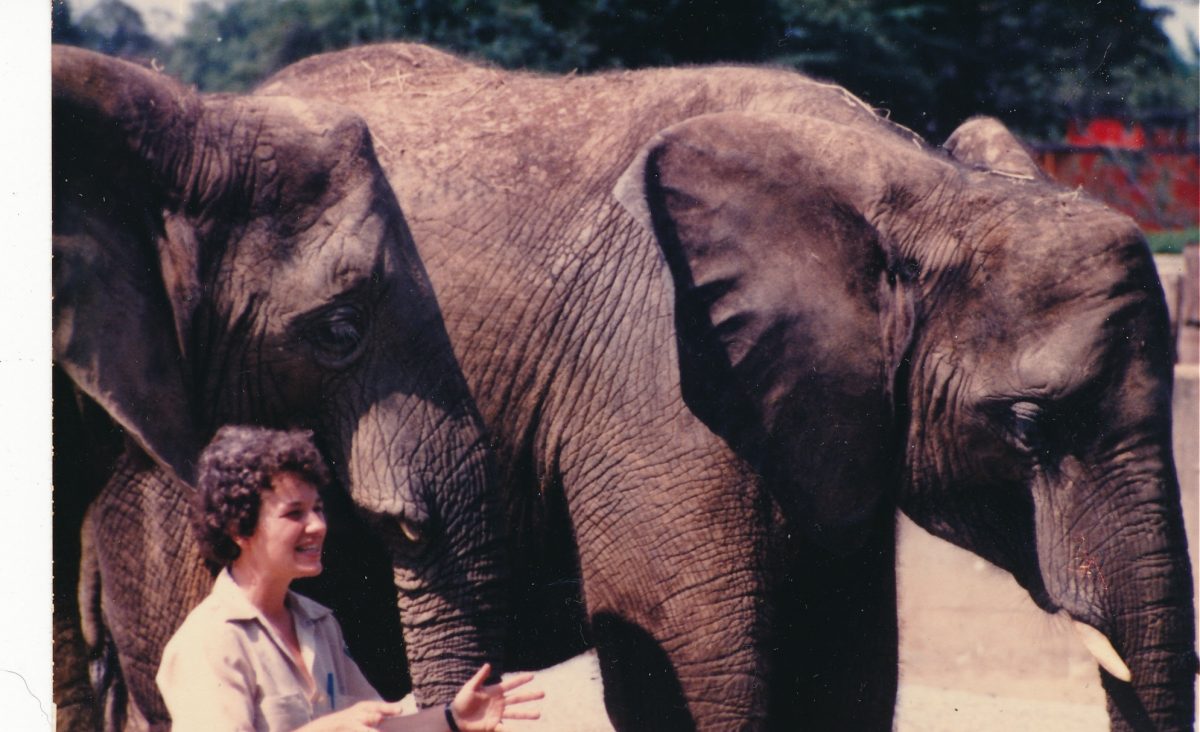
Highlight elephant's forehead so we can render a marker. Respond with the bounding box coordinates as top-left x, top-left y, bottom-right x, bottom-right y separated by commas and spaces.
1011, 310, 1110, 389
236, 198, 390, 308
298, 214, 386, 290
964, 189, 1141, 293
